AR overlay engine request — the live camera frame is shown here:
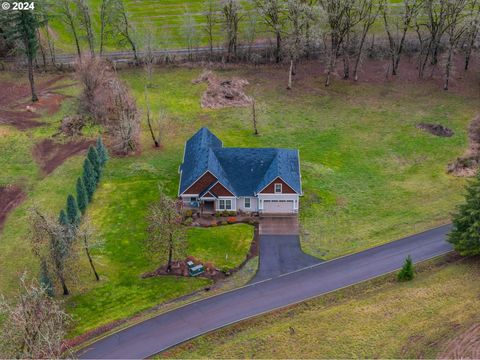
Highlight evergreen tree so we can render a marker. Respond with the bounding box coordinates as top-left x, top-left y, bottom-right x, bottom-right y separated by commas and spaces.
87, 145, 101, 182
397, 255, 414, 281
58, 209, 68, 226
39, 259, 54, 297
1, 9, 44, 102
76, 177, 88, 214
96, 136, 109, 167
66, 194, 80, 226
83, 158, 96, 201
449, 173, 480, 256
